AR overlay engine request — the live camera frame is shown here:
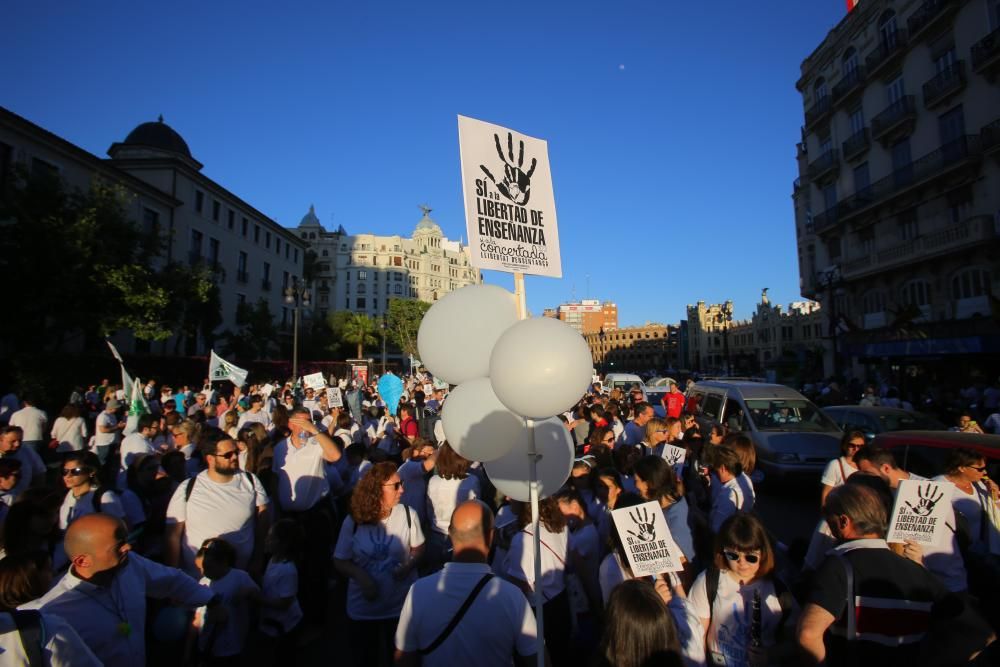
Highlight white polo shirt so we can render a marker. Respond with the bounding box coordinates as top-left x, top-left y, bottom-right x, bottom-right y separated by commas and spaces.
9, 406, 47, 442
273, 436, 328, 512
166, 471, 269, 575
426, 475, 480, 536
395, 561, 537, 665
504, 524, 568, 601
0, 610, 102, 667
